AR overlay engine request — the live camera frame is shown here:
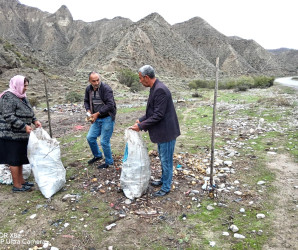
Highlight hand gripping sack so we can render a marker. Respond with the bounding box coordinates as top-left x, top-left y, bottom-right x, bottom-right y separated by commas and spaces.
120, 129, 151, 199
27, 128, 66, 198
